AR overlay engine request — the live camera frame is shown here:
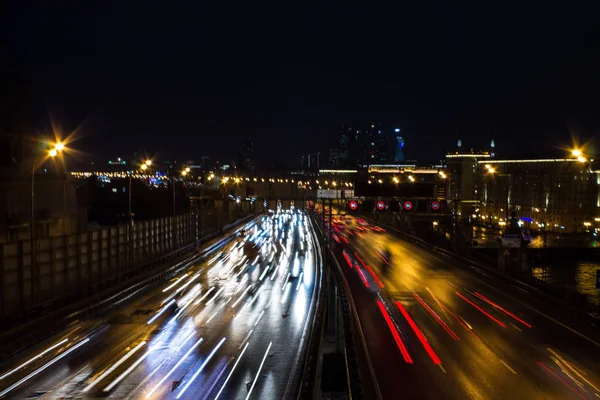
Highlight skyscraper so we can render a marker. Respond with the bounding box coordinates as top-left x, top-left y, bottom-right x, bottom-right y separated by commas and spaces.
237, 141, 254, 171
394, 128, 405, 162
